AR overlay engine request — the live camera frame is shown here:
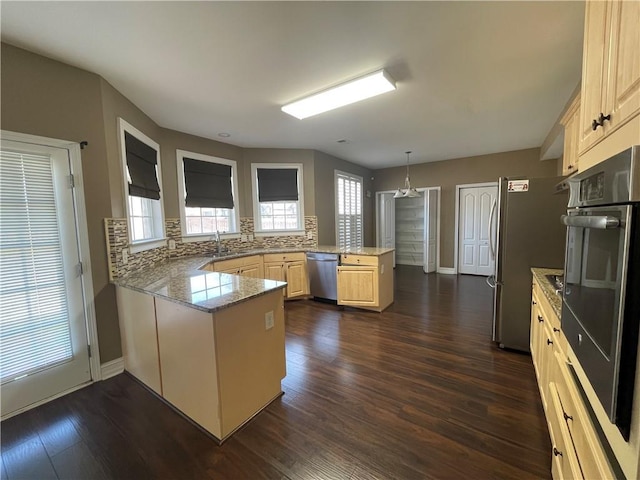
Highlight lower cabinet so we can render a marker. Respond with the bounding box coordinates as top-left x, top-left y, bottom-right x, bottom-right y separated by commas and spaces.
337, 251, 393, 312
208, 255, 264, 279
117, 286, 286, 442
263, 252, 309, 300
530, 278, 614, 480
